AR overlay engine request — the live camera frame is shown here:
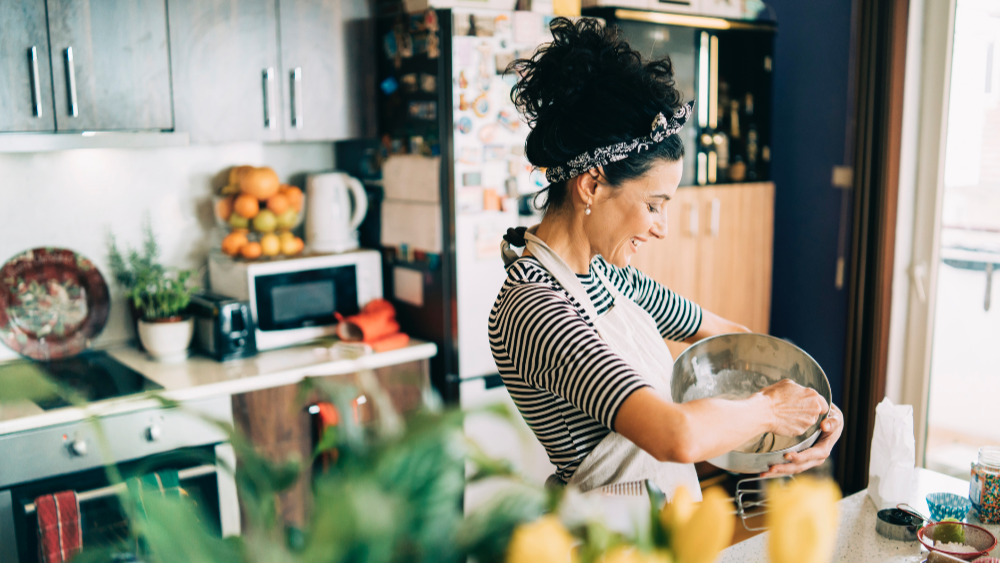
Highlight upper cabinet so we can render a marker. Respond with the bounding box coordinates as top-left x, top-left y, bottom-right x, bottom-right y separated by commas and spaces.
47, 0, 173, 131
0, 0, 55, 132
168, 0, 282, 144
168, 0, 371, 144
